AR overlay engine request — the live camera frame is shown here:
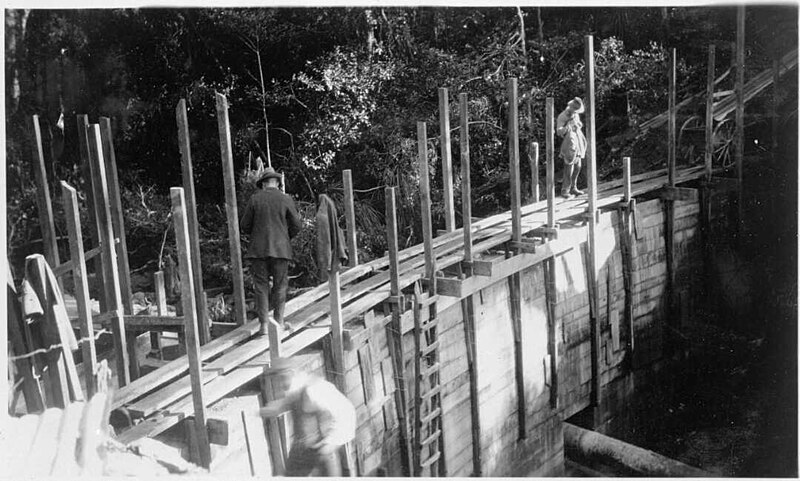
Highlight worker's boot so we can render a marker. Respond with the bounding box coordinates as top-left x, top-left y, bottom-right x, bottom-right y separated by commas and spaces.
570, 187, 585, 196
258, 319, 269, 336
